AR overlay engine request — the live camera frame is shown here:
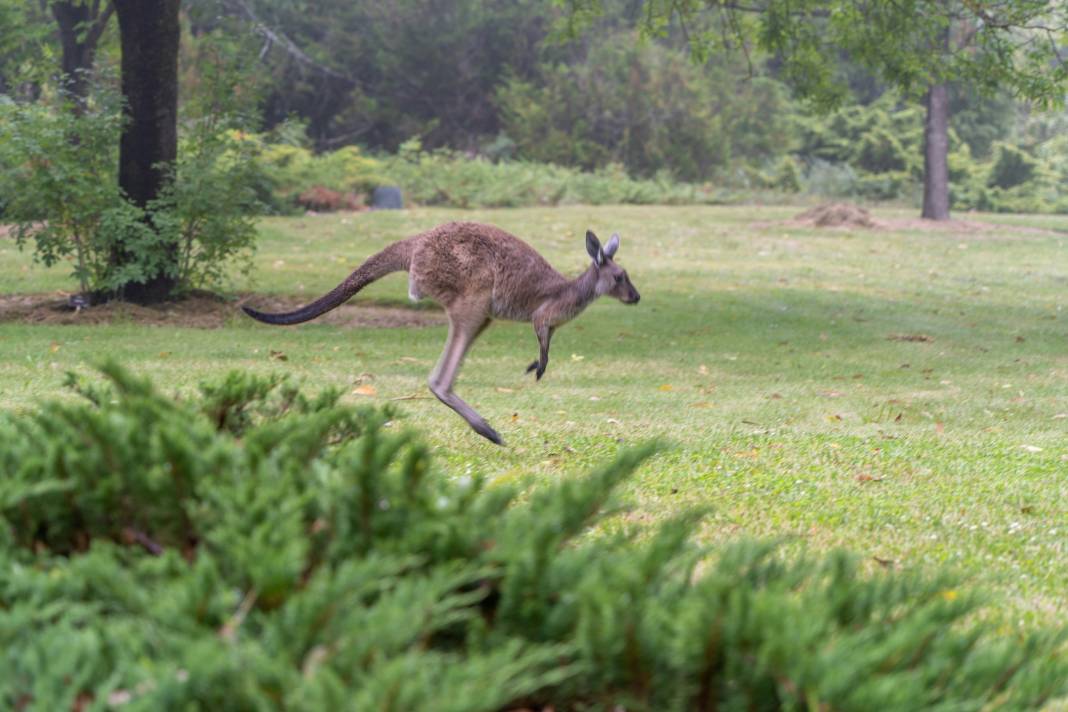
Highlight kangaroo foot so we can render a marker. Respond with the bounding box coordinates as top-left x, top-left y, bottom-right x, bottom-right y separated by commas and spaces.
525, 360, 546, 380
471, 419, 503, 445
